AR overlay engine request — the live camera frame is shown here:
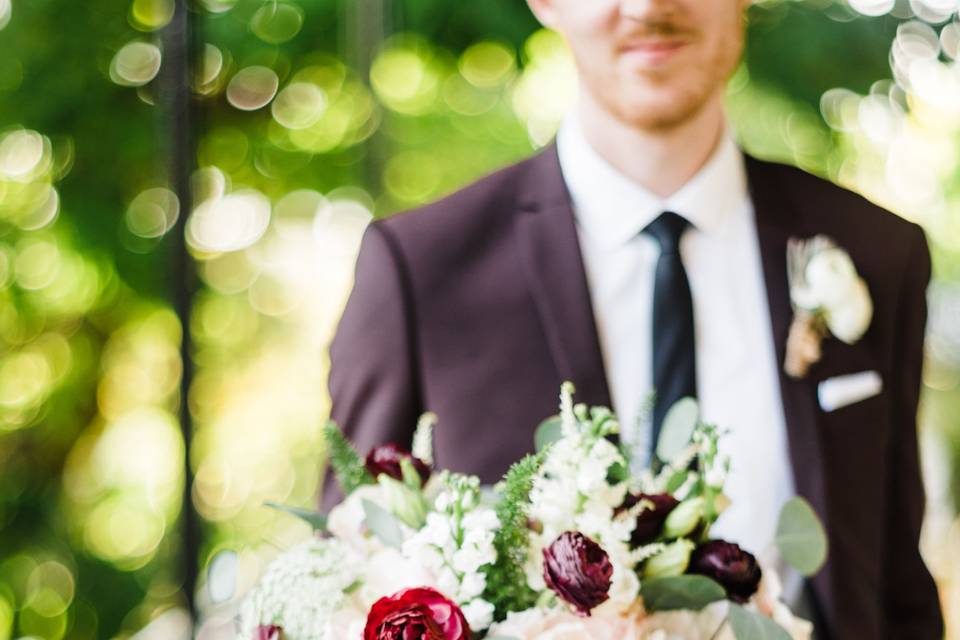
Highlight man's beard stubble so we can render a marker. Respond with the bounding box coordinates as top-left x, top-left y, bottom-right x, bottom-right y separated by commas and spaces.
598, 14, 746, 133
